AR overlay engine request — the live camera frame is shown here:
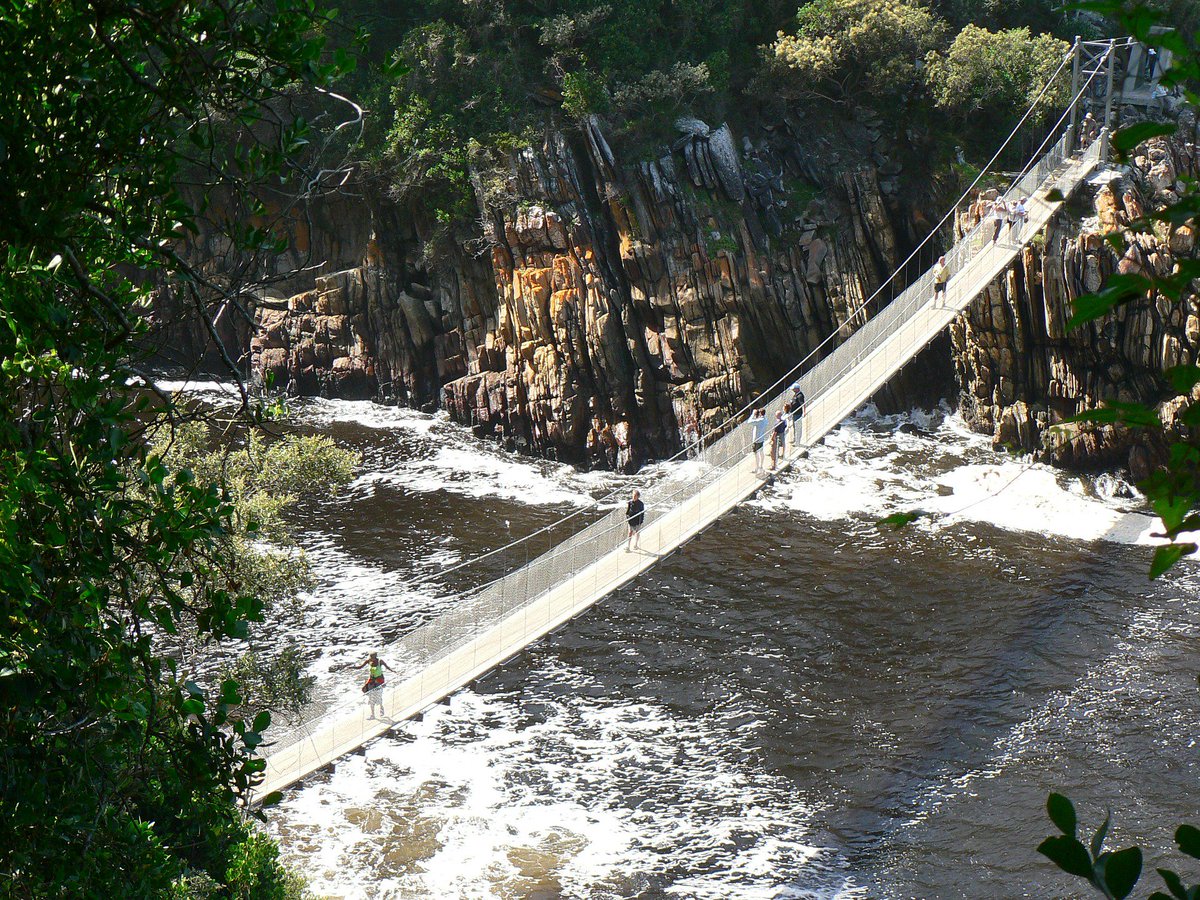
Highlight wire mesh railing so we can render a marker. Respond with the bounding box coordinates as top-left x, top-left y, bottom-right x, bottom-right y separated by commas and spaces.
256, 56, 1111, 794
